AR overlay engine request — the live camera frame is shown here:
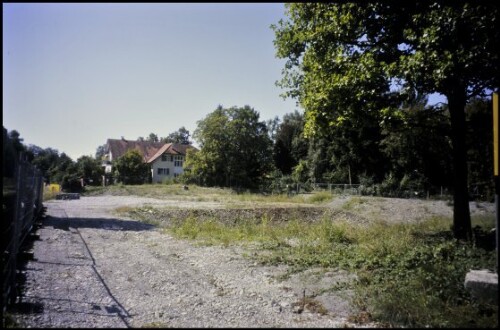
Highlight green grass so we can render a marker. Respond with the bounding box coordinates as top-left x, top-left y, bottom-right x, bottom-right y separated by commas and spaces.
308, 191, 333, 203
229, 192, 307, 204
163, 212, 497, 328
84, 183, 227, 198
85, 184, 318, 207
341, 196, 368, 210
